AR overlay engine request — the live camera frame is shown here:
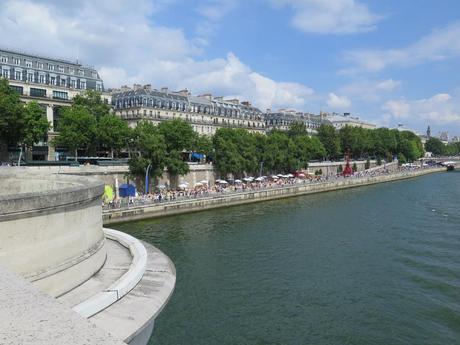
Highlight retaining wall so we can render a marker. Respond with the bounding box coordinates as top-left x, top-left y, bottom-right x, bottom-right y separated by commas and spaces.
0, 172, 106, 297
103, 167, 444, 225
